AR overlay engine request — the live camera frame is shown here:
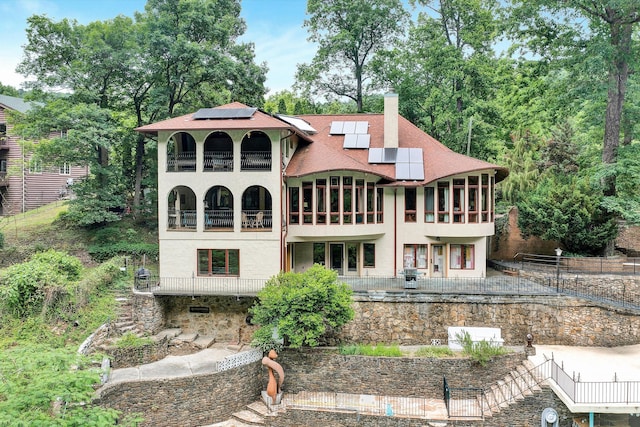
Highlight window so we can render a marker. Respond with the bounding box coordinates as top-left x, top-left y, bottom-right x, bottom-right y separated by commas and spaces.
450, 245, 475, 270
453, 179, 465, 223
0, 123, 6, 142
28, 159, 42, 174
481, 174, 489, 222
302, 181, 313, 224
355, 179, 364, 223
363, 243, 375, 267
330, 176, 340, 224
198, 249, 239, 276
59, 163, 71, 175
376, 187, 384, 223
424, 187, 435, 222
347, 243, 358, 272
343, 177, 352, 224
404, 244, 428, 269
0, 159, 6, 173
289, 187, 299, 224
437, 182, 449, 222
313, 242, 325, 265
366, 182, 375, 223
316, 179, 326, 224
468, 176, 478, 223
405, 188, 416, 222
